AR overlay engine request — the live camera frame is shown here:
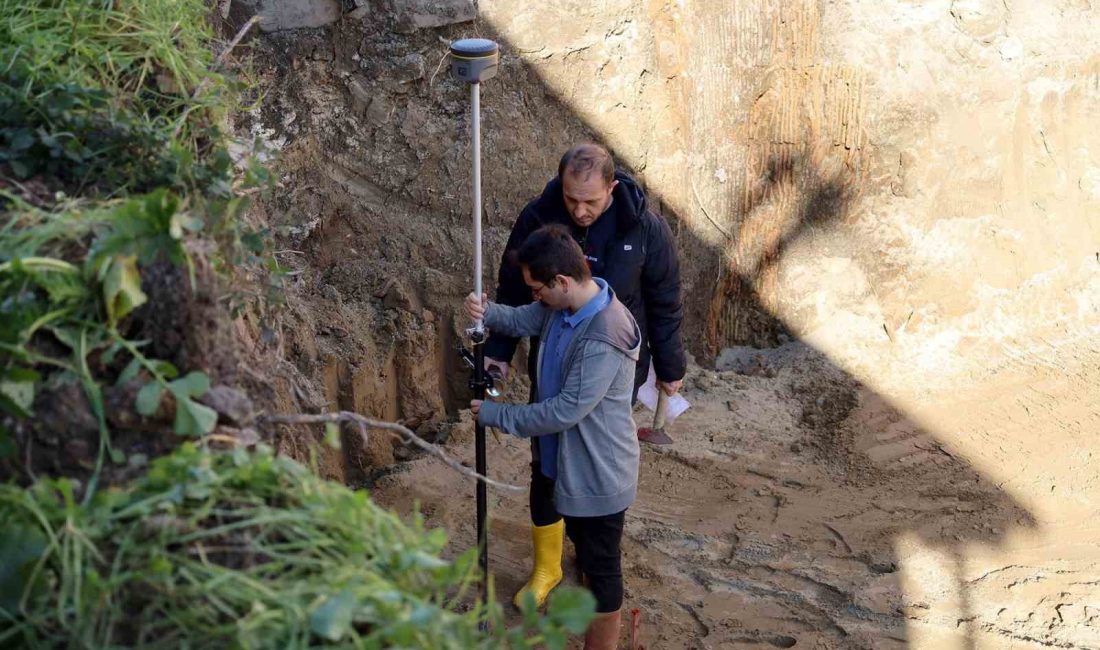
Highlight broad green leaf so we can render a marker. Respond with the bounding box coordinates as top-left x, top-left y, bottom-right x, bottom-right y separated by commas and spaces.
3, 367, 40, 384
152, 360, 178, 379
0, 524, 49, 611
9, 129, 34, 151
172, 397, 217, 435
135, 381, 164, 416
310, 590, 356, 641
0, 368, 38, 417
0, 392, 30, 419
103, 255, 147, 326
542, 628, 567, 650
168, 371, 209, 398
48, 326, 81, 352
546, 588, 596, 634
519, 590, 540, 628
94, 254, 112, 283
